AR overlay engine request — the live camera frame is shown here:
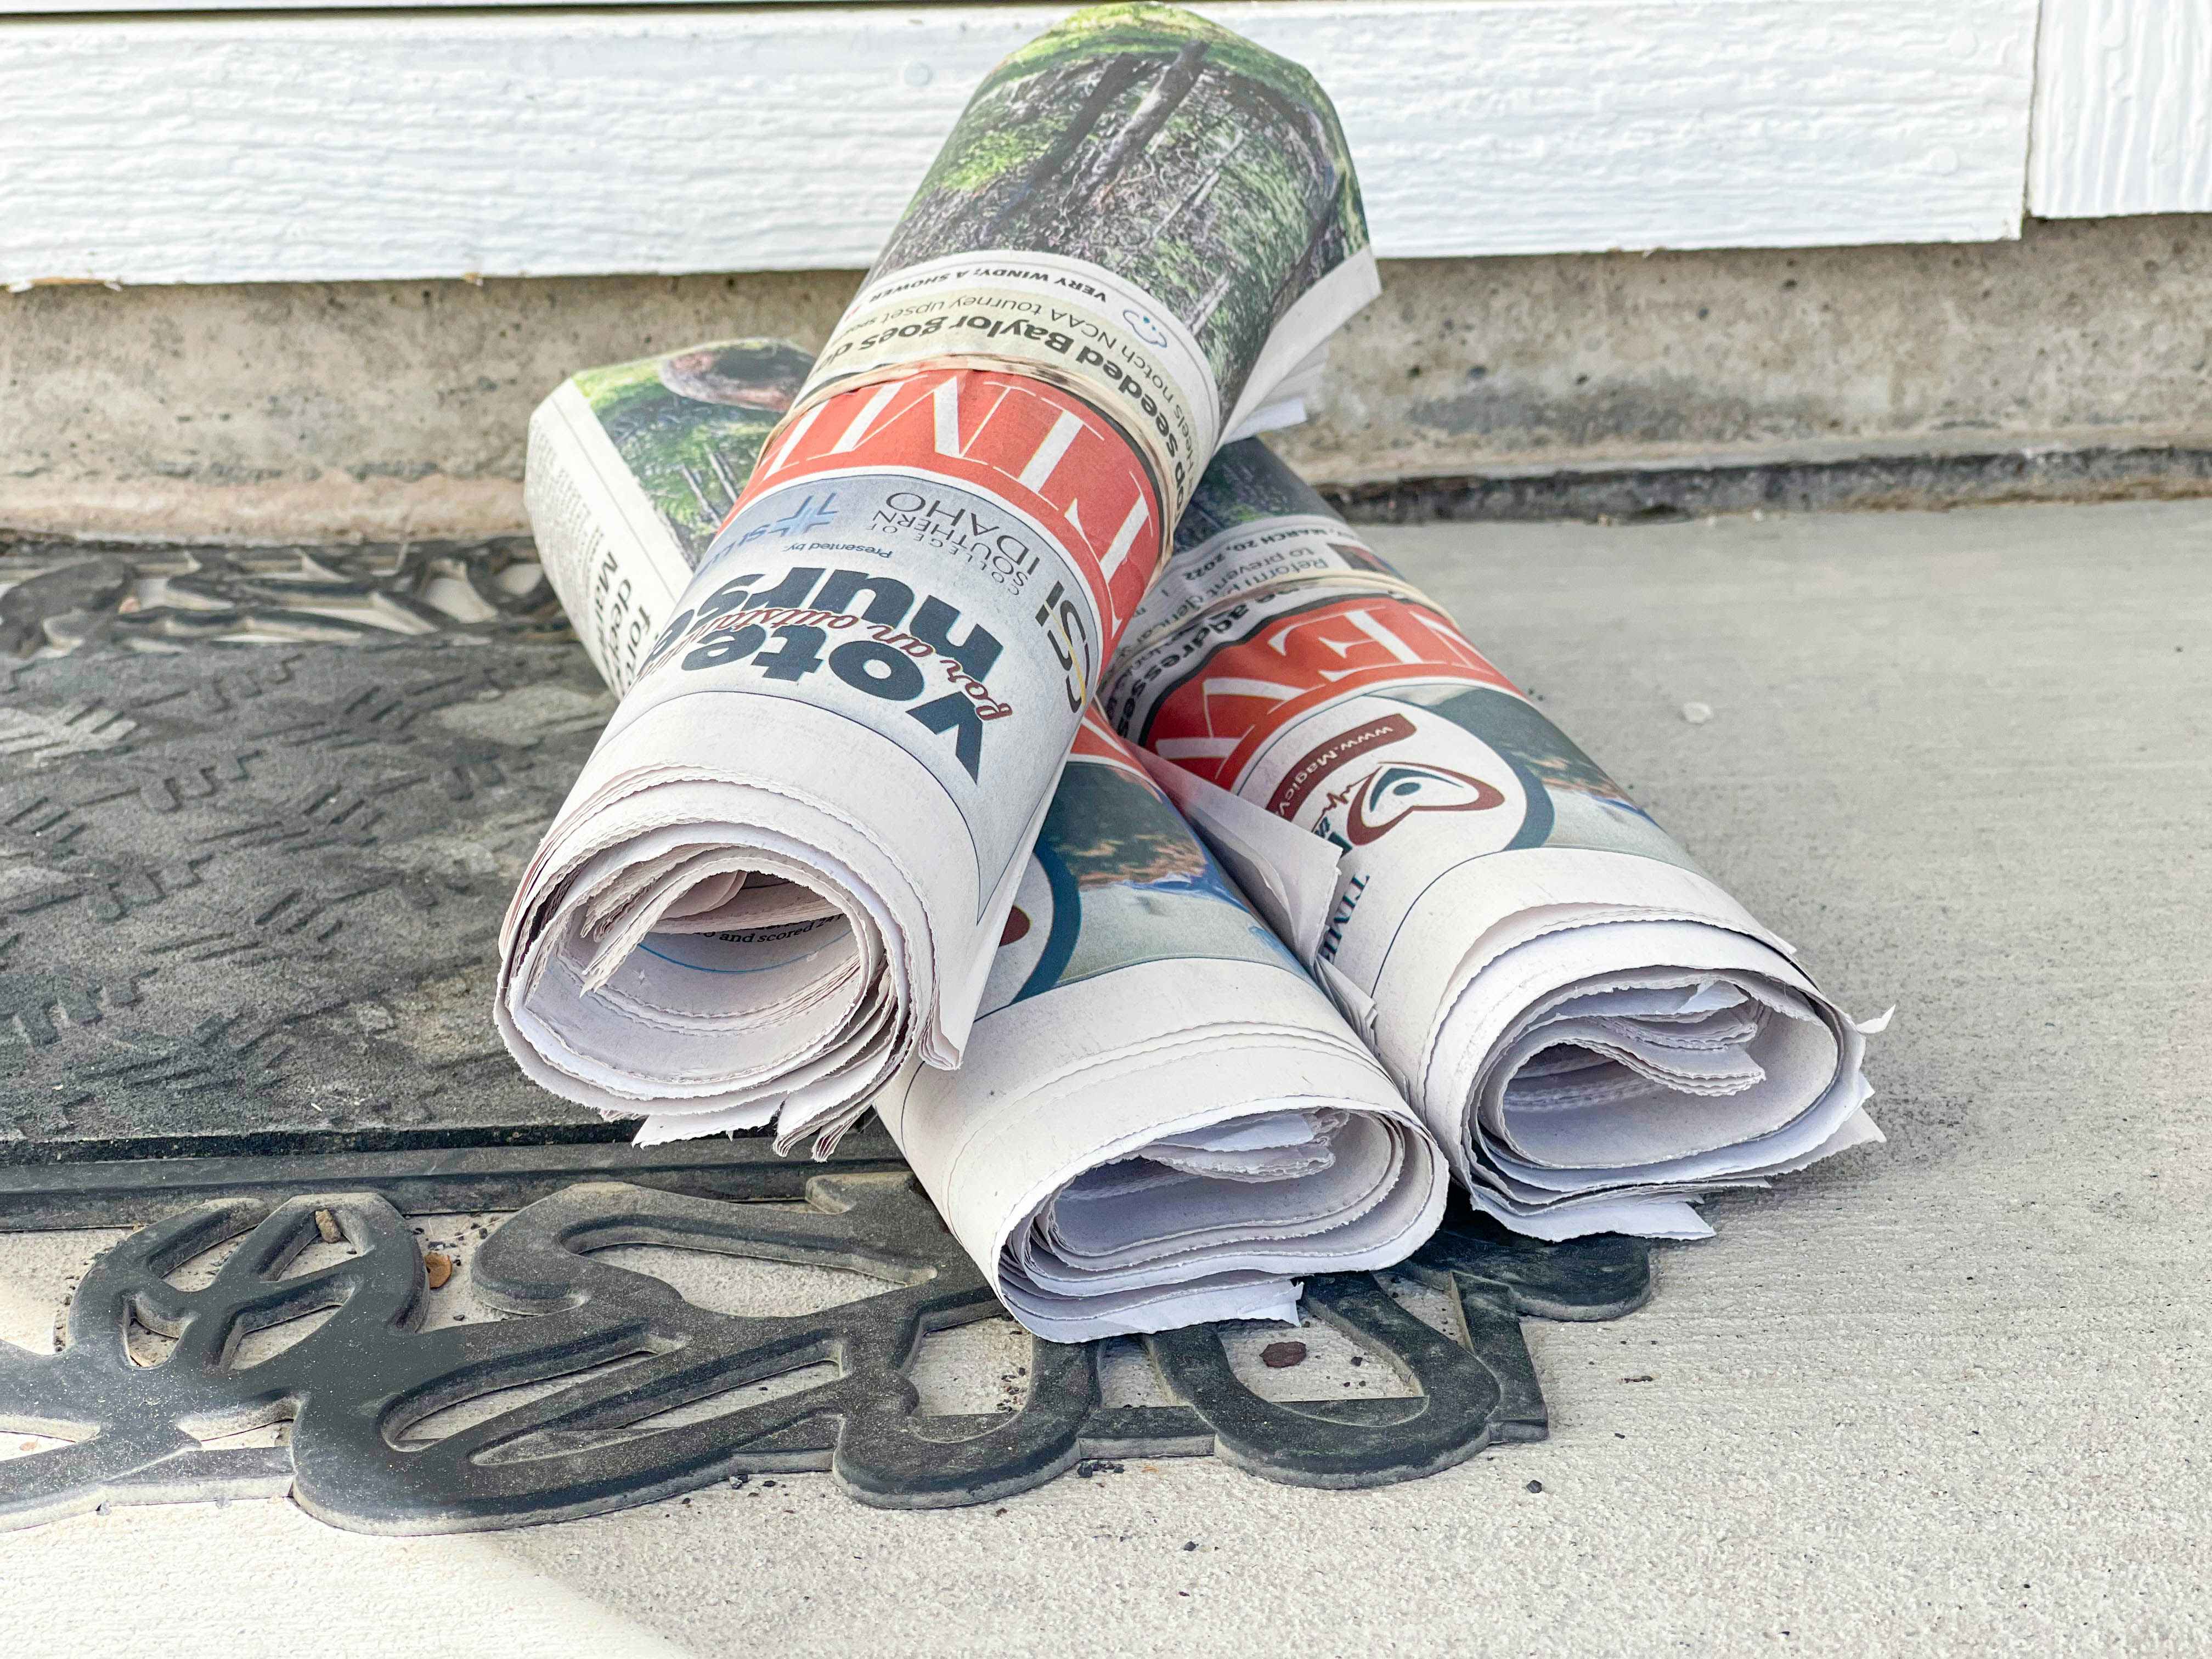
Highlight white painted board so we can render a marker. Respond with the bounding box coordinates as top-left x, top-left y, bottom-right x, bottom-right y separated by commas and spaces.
1, 1, 2039, 287
2030, 0, 2212, 217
